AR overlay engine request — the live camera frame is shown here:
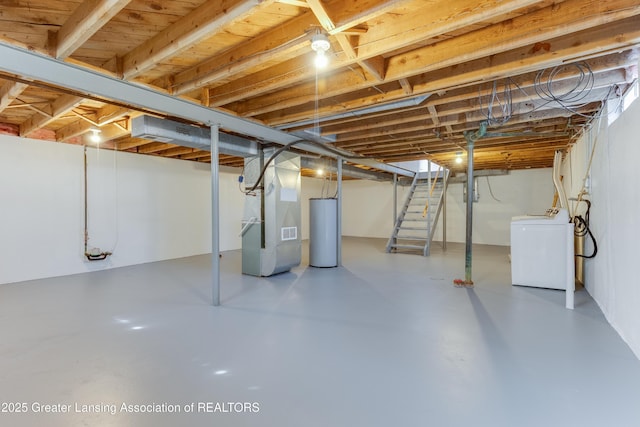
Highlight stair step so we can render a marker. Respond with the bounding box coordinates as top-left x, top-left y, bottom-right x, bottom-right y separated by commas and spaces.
403, 218, 429, 222
399, 226, 428, 231
390, 244, 425, 250
396, 235, 428, 240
